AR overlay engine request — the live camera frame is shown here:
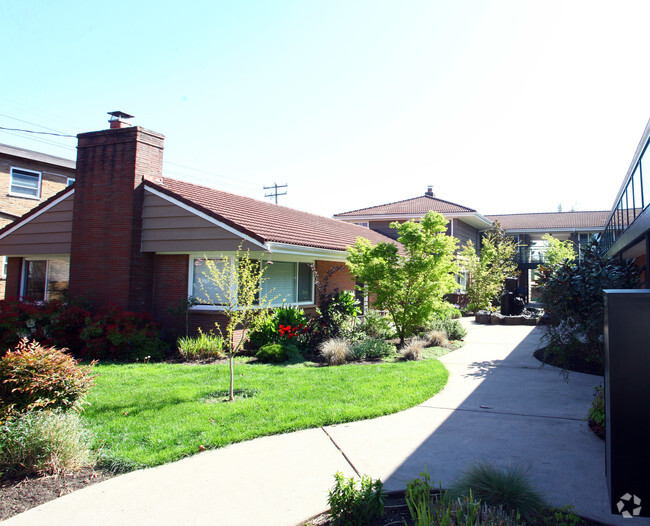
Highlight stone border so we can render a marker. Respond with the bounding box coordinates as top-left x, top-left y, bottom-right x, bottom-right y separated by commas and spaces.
474, 311, 541, 326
